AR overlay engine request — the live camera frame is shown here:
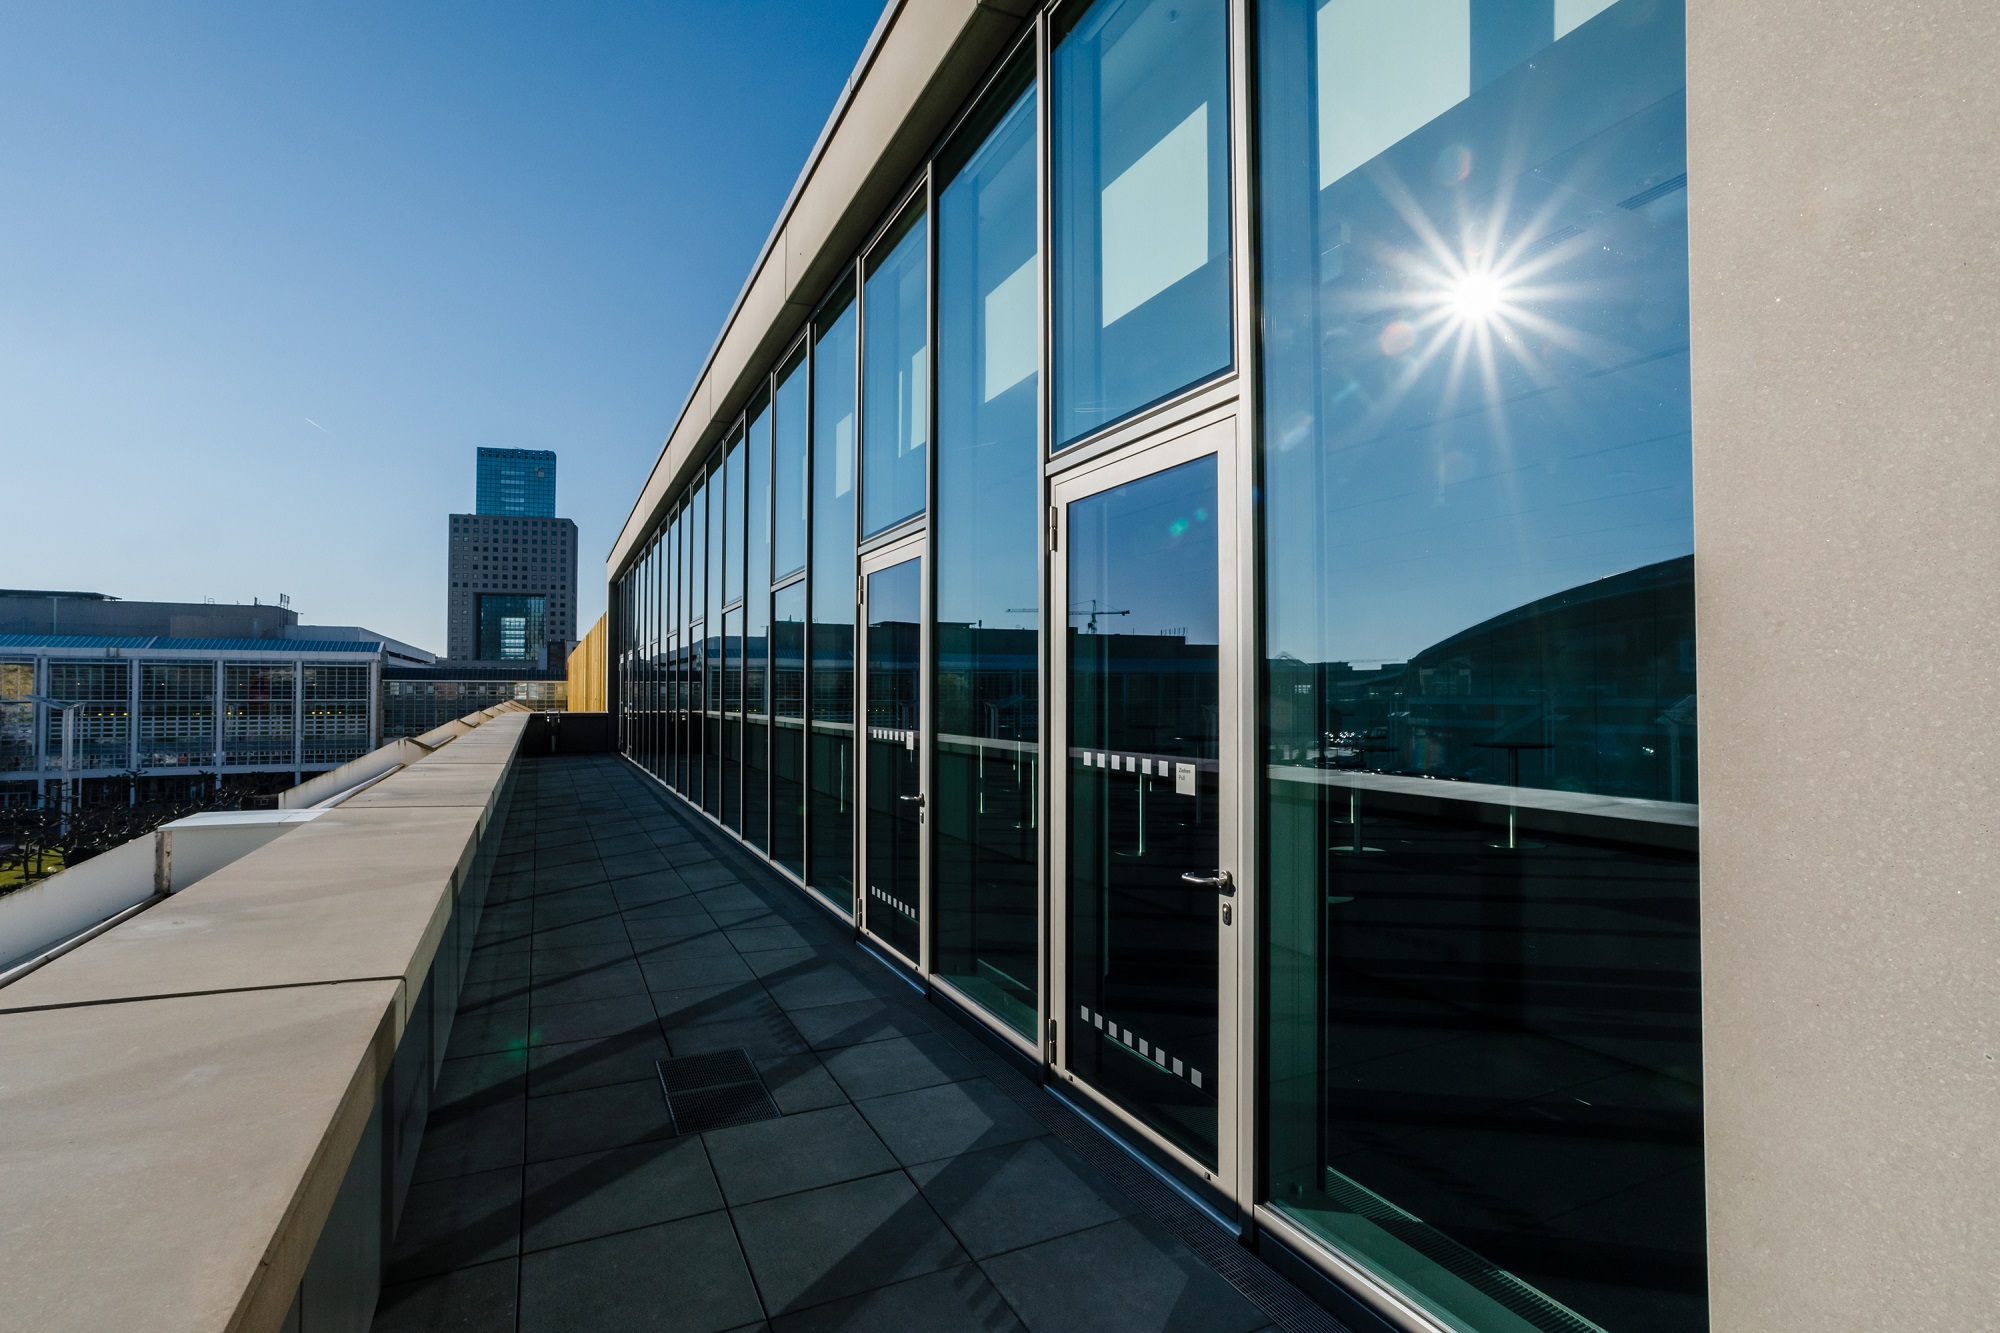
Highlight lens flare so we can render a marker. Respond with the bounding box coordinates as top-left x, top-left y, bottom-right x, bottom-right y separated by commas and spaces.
1446, 269, 1508, 325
